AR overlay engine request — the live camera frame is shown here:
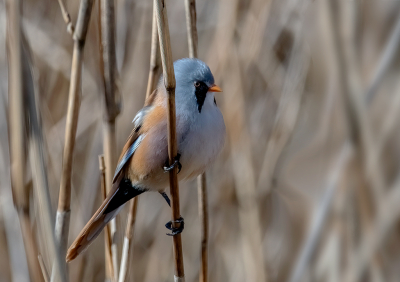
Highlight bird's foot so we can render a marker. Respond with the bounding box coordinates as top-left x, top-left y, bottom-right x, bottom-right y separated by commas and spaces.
164, 153, 182, 174
159, 191, 171, 207
165, 217, 184, 236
